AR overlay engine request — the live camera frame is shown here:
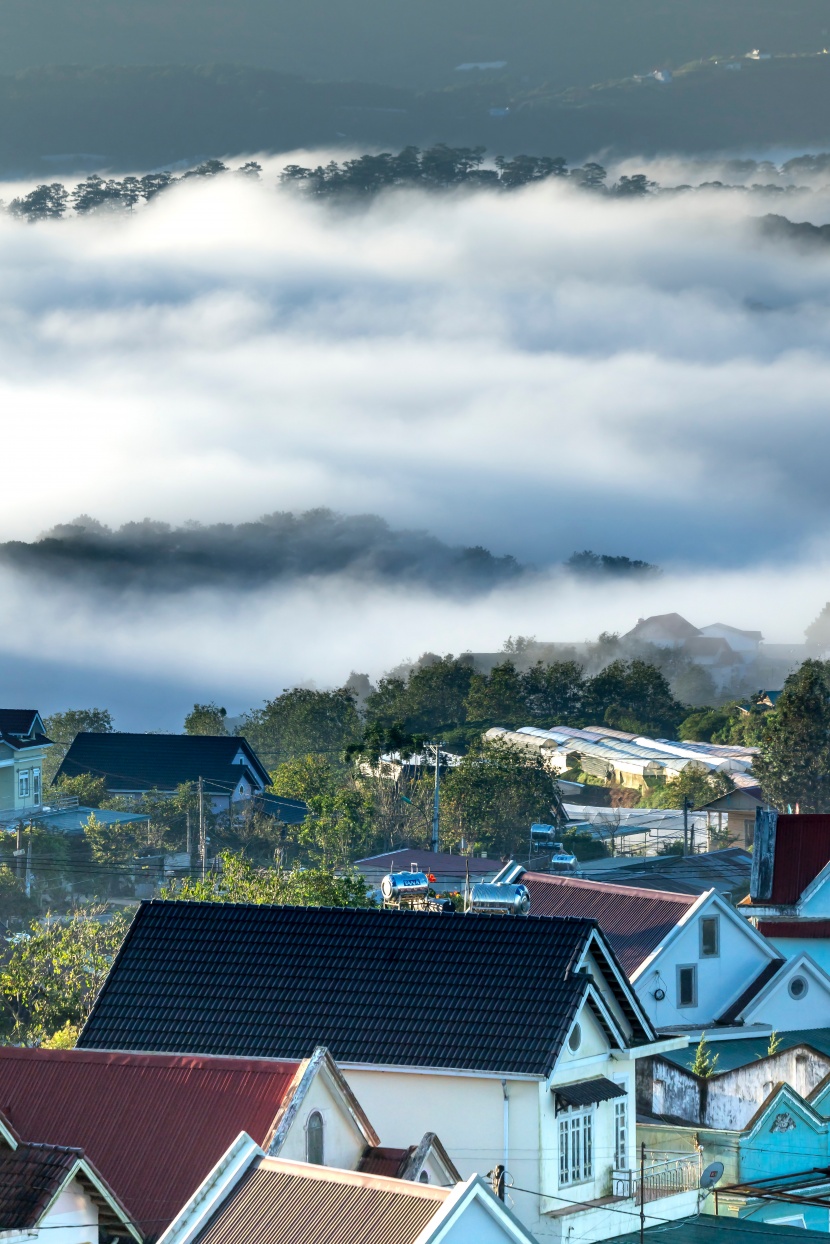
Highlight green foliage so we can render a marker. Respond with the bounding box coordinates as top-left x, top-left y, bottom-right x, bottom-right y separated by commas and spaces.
690, 1033, 719, 1078
443, 738, 561, 858
83, 811, 140, 865
464, 661, 527, 723
9, 183, 69, 220
270, 755, 374, 866
587, 659, 685, 736
639, 766, 734, 810
0, 864, 37, 922
52, 772, 109, 808
678, 706, 738, 743
566, 550, 660, 578
754, 660, 830, 811
767, 1030, 782, 1057
366, 656, 476, 737
184, 703, 228, 735
160, 851, 372, 907
43, 708, 113, 784
241, 687, 361, 768
0, 907, 131, 1043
